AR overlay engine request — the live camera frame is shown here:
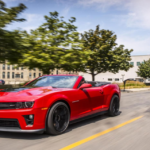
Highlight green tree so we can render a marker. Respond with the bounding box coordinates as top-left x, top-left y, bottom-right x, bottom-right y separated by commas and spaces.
137, 59, 150, 79
19, 11, 89, 74
0, 0, 26, 63
81, 25, 133, 81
